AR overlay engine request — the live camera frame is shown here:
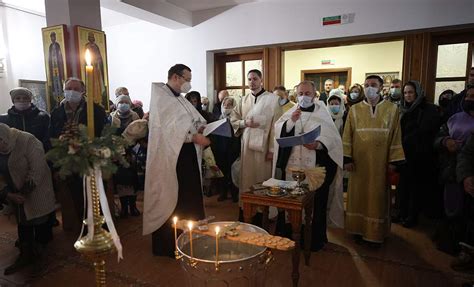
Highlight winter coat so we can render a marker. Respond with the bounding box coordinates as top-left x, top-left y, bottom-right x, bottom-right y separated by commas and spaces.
50, 101, 106, 139
0, 126, 55, 220
0, 105, 50, 150
457, 133, 474, 183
